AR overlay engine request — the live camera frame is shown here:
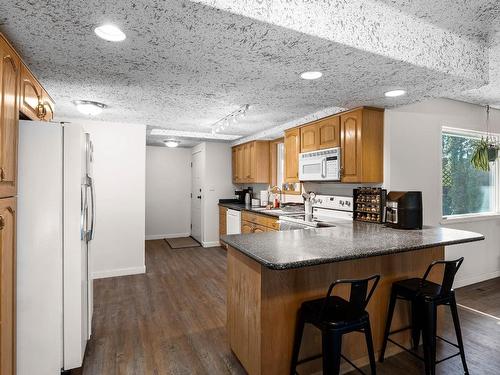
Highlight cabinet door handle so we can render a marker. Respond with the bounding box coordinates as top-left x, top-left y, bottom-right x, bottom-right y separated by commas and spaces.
0, 167, 5, 181
0, 215, 5, 230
